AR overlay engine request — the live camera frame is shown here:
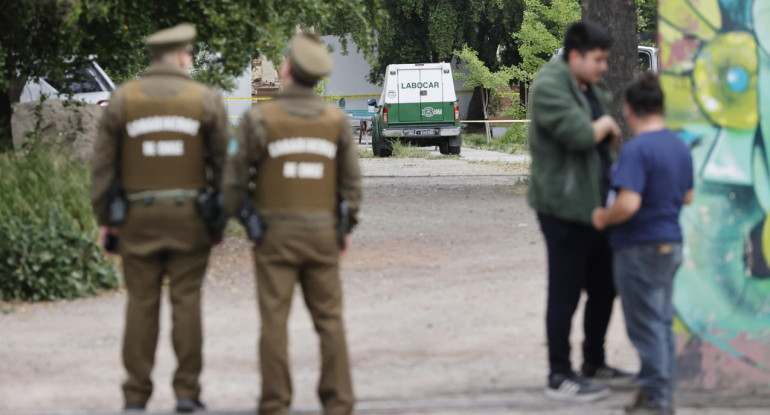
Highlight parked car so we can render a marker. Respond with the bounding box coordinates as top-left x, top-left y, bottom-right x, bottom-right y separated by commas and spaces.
371, 62, 461, 157
19, 61, 115, 106
551, 46, 659, 73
